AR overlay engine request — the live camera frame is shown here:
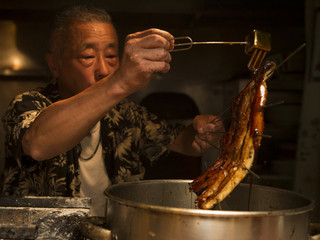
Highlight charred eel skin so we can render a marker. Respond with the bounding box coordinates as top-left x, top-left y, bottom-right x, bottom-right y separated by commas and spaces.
190, 62, 276, 210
